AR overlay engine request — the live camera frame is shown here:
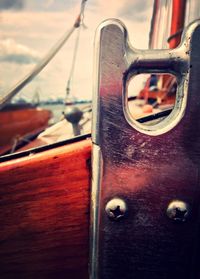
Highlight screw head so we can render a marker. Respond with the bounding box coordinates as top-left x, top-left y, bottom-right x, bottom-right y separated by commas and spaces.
167, 200, 190, 222
105, 198, 127, 220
